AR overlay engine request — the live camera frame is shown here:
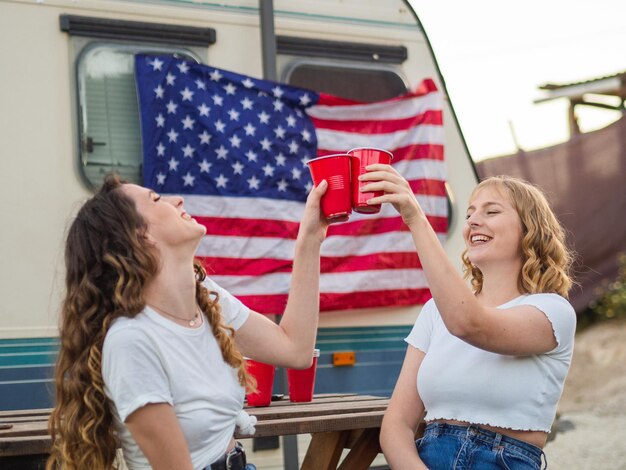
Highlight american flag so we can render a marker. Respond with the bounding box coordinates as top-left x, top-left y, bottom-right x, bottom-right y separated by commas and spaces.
135, 54, 446, 314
